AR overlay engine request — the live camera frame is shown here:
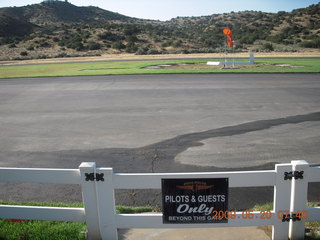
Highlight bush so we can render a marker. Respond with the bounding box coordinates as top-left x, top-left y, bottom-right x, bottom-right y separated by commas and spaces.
20, 51, 28, 56
39, 41, 51, 48
135, 47, 148, 55
58, 41, 65, 47
262, 43, 274, 51
161, 42, 170, 48
125, 41, 138, 53
55, 52, 68, 58
66, 35, 84, 51
67, 41, 84, 51
267, 33, 286, 44
37, 55, 48, 59
147, 48, 161, 55
98, 32, 122, 41
53, 37, 60, 42
112, 41, 125, 50
172, 39, 183, 47
124, 25, 140, 36
87, 41, 101, 50
300, 38, 320, 48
